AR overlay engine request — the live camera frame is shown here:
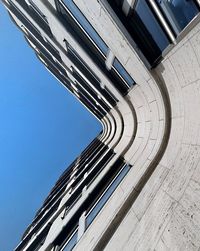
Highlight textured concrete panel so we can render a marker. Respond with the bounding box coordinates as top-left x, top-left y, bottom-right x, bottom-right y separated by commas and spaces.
72, 5, 200, 251
131, 164, 169, 220
104, 209, 139, 251
155, 201, 200, 251
162, 145, 200, 201
123, 190, 177, 251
